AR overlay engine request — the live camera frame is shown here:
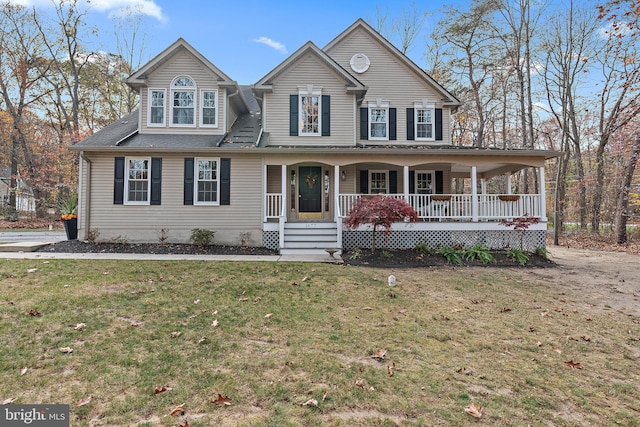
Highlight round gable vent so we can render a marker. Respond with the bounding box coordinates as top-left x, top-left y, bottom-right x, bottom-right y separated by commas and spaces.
350, 53, 370, 74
